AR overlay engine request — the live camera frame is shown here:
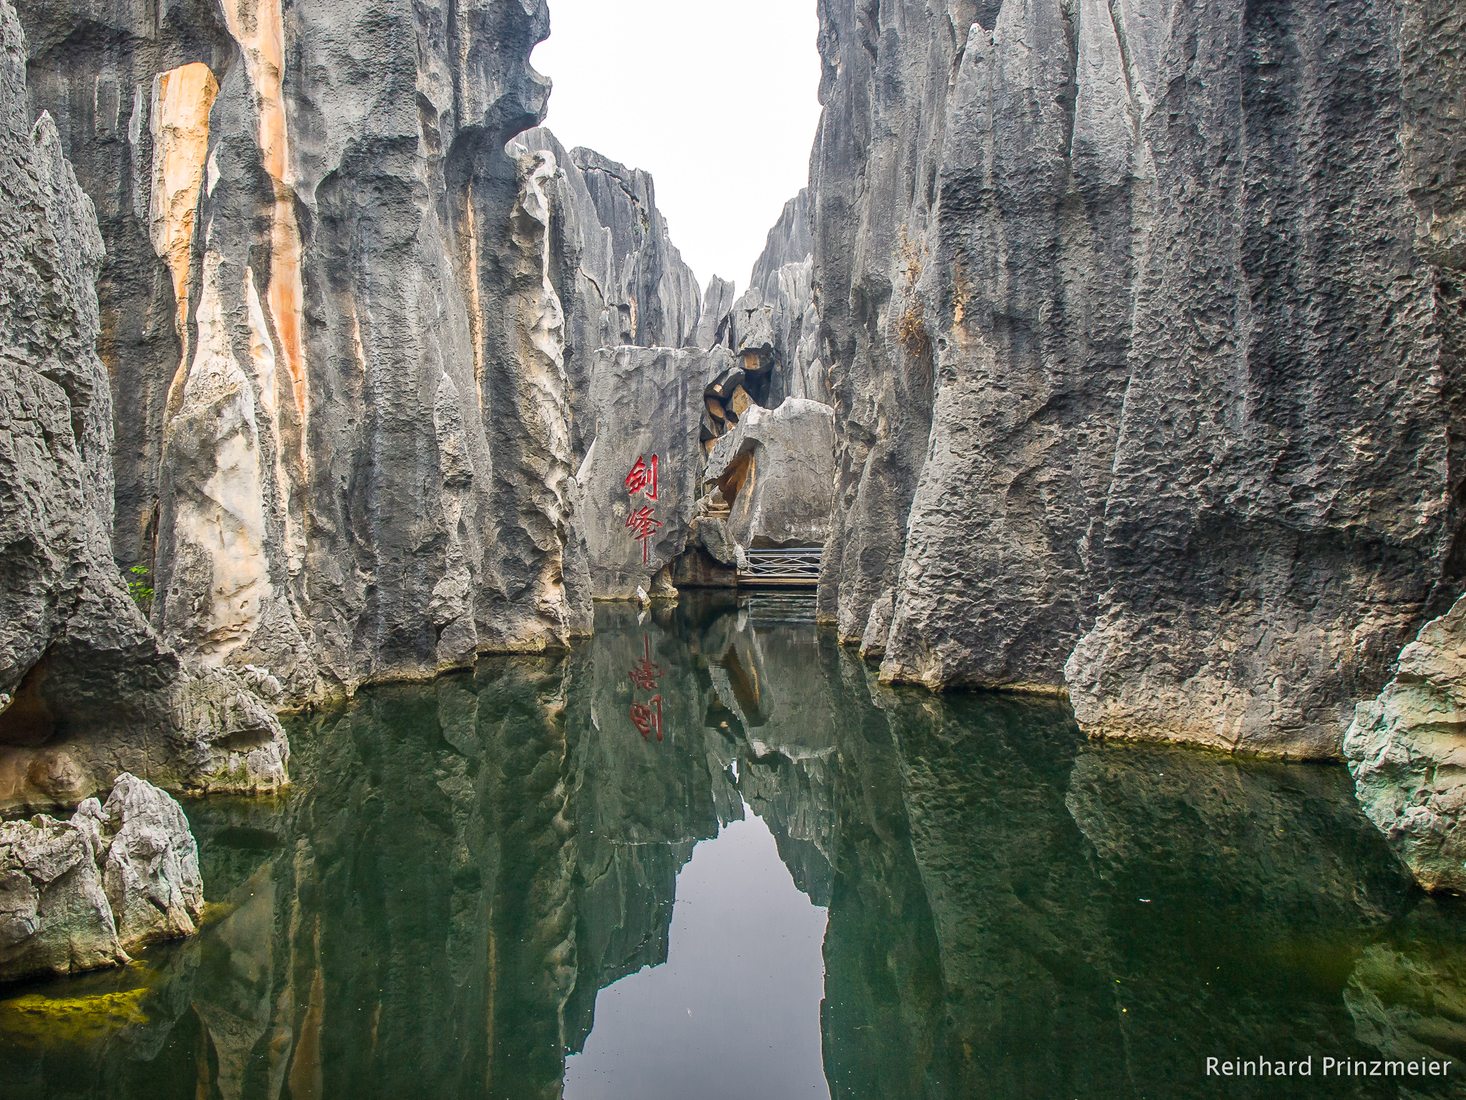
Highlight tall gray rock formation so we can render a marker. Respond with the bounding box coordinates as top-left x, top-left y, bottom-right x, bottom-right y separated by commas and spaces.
14, 0, 589, 701
808, 0, 1465, 761
574, 345, 733, 598
746, 190, 825, 406
0, 0, 286, 812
